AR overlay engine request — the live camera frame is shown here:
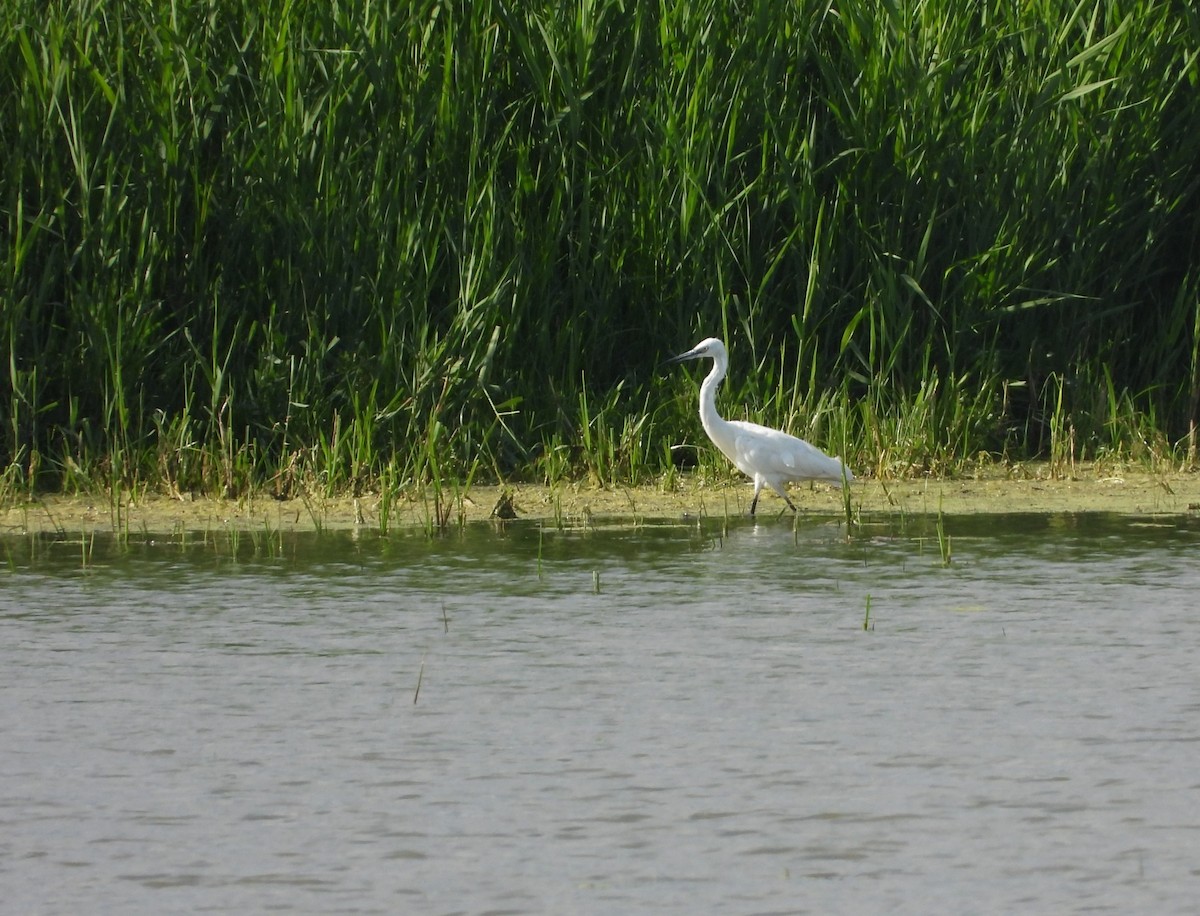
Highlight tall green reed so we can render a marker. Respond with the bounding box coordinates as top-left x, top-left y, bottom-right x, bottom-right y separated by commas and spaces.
2, 0, 1198, 499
